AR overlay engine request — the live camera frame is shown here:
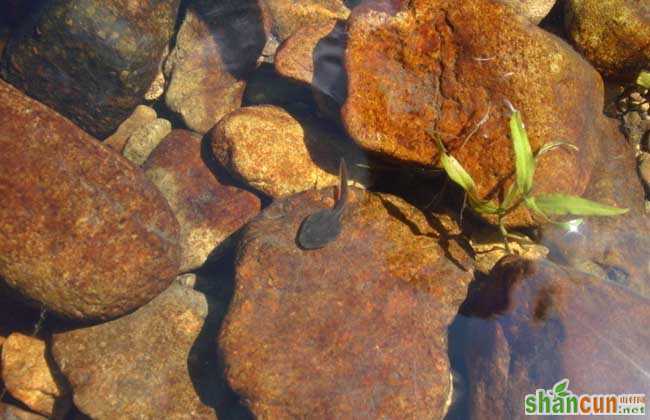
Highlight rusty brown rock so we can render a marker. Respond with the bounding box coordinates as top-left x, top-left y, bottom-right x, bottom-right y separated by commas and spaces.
164, 0, 268, 134
52, 281, 226, 419
540, 120, 650, 298
343, 0, 606, 226
103, 105, 157, 153
0, 403, 46, 420
143, 130, 261, 272
565, 0, 650, 80
0, 79, 180, 320
1, 334, 70, 418
220, 189, 473, 418
265, 0, 349, 42
459, 257, 650, 419
0, 0, 180, 138
210, 105, 370, 198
